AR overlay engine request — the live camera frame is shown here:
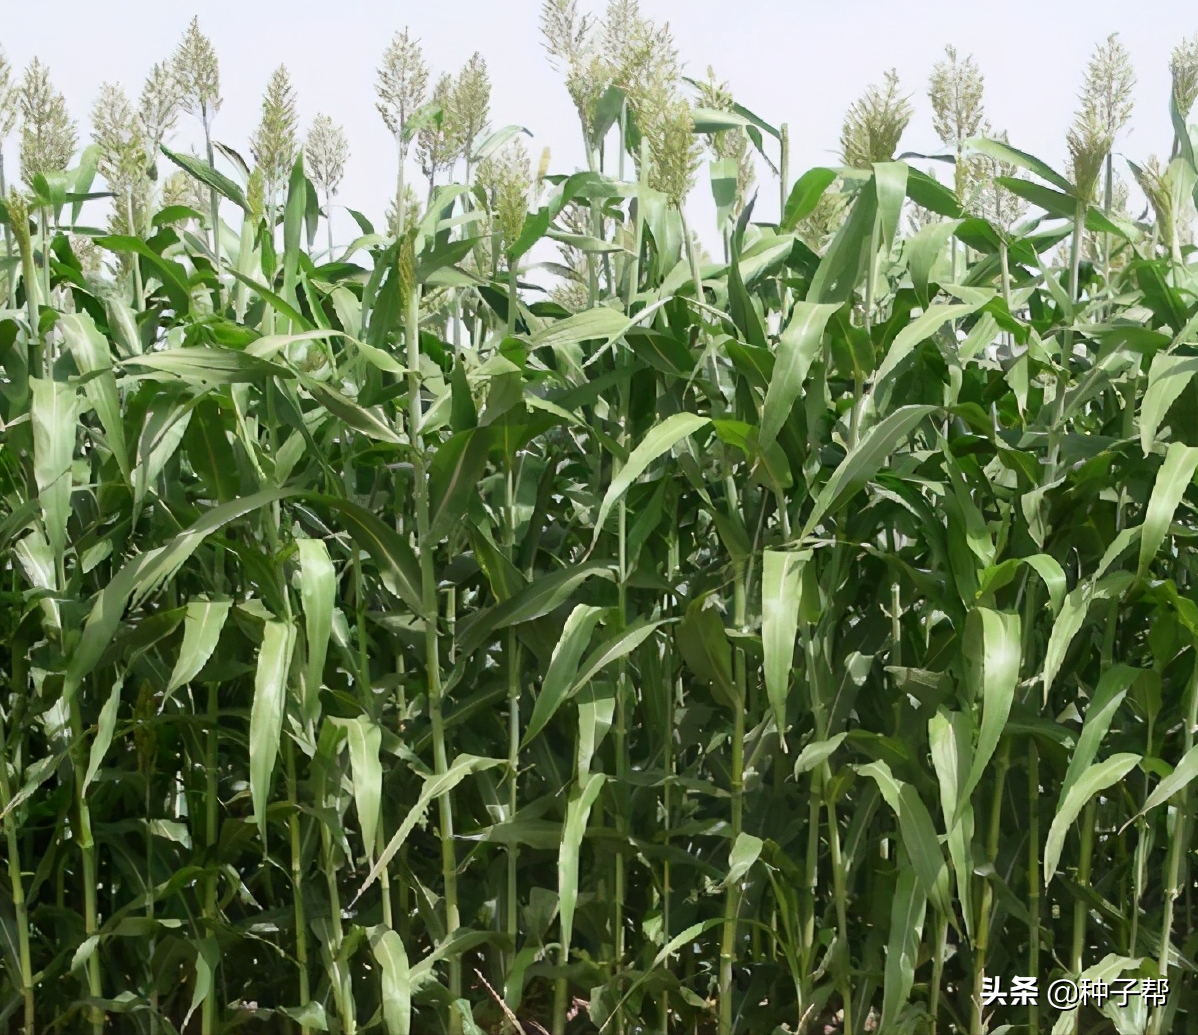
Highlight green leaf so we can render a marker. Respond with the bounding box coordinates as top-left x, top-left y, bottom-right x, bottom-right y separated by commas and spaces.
801, 405, 937, 538
858, 760, 951, 917
64, 488, 295, 703
760, 302, 839, 449
870, 302, 982, 404
558, 772, 606, 957
1061, 666, 1137, 806
346, 716, 383, 860
720, 832, 763, 890
1042, 582, 1093, 702
58, 313, 129, 479
781, 168, 838, 232
312, 496, 424, 618
427, 427, 493, 544
957, 609, 1021, 824
762, 550, 807, 745
793, 733, 847, 777
1138, 442, 1198, 577
906, 219, 960, 307
928, 709, 974, 939
357, 755, 505, 900
30, 377, 78, 562
369, 925, 411, 1035
301, 377, 403, 445
964, 137, 1071, 192
83, 678, 122, 792
1124, 743, 1198, 829
249, 620, 296, 840
162, 145, 250, 211
592, 413, 710, 548
166, 600, 232, 696
124, 347, 290, 386
881, 863, 927, 1033
522, 605, 606, 748
1140, 354, 1198, 454
296, 538, 335, 725
677, 597, 738, 709
1044, 753, 1141, 884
